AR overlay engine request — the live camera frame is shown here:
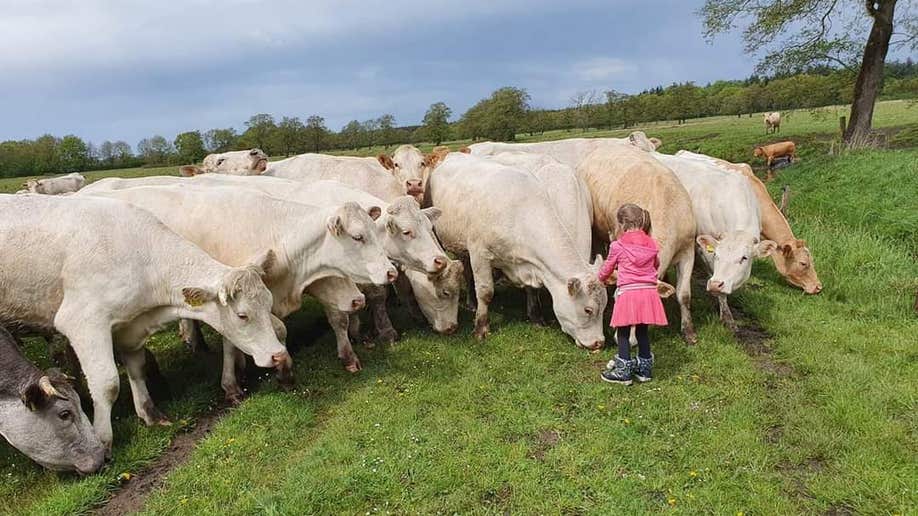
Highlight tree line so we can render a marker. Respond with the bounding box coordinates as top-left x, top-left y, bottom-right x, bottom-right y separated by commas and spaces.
1, 60, 916, 178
